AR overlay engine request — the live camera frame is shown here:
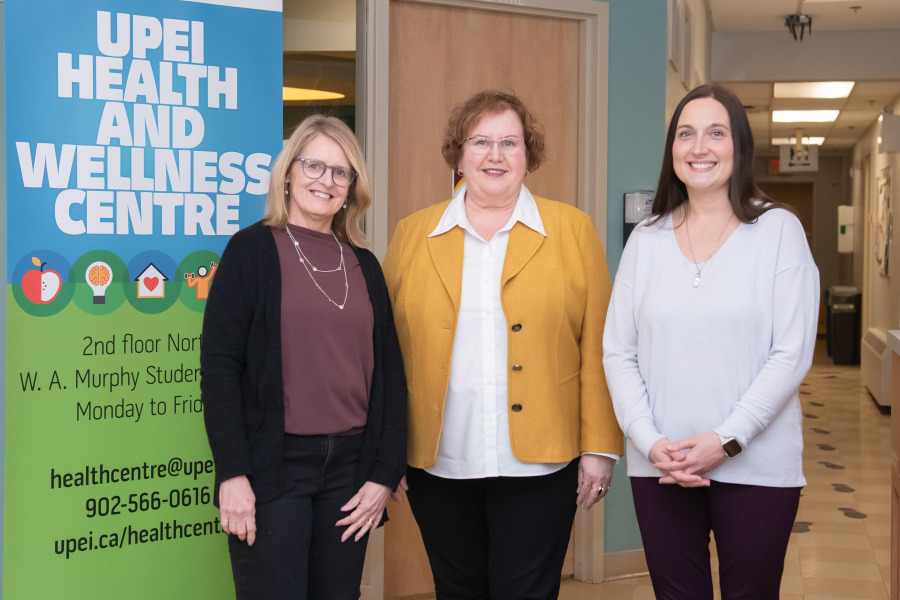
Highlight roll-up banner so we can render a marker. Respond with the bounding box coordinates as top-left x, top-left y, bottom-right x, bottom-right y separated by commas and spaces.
4, 0, 282, 596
